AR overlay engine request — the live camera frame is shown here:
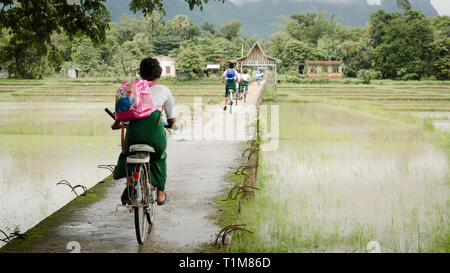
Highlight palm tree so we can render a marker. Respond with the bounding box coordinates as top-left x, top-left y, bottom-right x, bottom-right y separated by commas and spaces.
396, 0, 412, 13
